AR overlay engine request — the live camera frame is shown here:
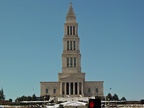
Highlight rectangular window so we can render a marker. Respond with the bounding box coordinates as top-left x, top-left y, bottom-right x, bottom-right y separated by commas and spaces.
67, 26, 69, 35
70, 26, 72, 35
53, 89, 56, 93
46, 89, 48, 93
73, 26, 75, 35
70, 57, 73, 67
73, 41, 75, 50
70, 41, 72, 50
88, 88, 91, 93
67, 41, 69, 50
67, 57, 69, 67
74, 57, 76, 67
96, 88, 98, 93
